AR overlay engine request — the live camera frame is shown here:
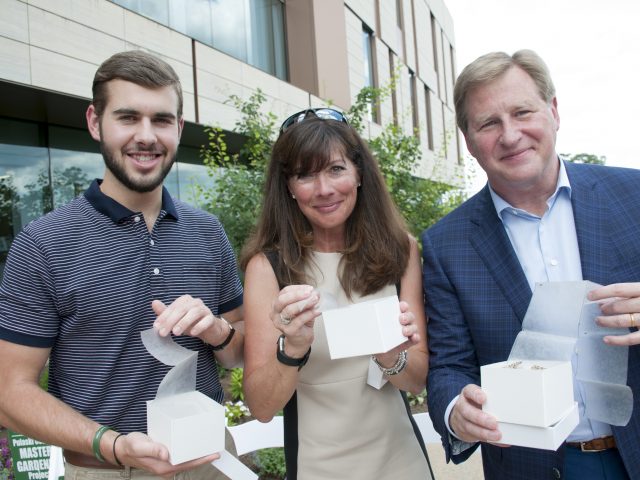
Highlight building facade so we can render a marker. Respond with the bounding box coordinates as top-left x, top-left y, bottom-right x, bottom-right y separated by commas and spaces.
0, 0, 459, 275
